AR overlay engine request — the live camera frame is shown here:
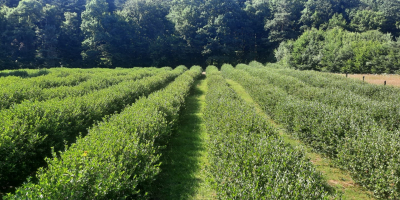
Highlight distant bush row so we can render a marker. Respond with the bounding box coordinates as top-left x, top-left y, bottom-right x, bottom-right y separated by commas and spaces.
0, 68, 164, 110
